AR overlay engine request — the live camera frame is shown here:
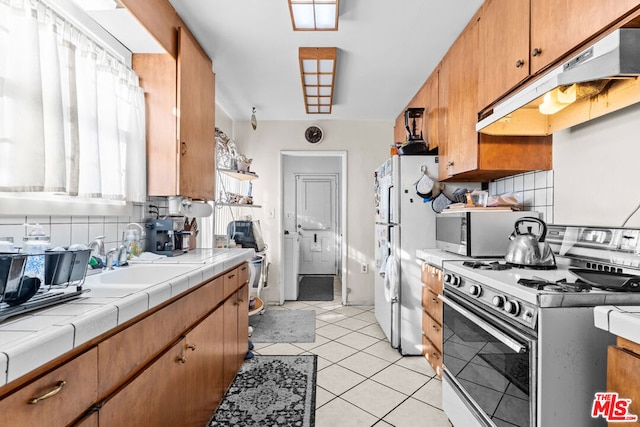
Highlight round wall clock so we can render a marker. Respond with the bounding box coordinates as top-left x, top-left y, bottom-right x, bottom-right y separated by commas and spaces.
304, 125, 324, 144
